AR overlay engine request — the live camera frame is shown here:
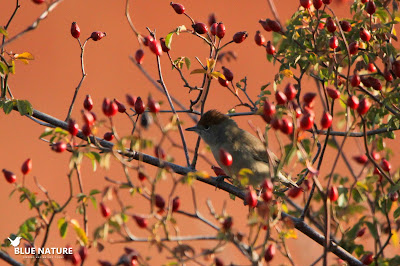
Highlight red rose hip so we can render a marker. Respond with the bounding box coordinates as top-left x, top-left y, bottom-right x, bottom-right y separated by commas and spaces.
70, 22, 80, 39
233, 31, 248, 43
222, 66, 233, 81
100, 202, 111, 218
134, 97, 145, 114
149, 39, 162, 56
68, 119, 79, 136
283, 83, 297, 101
245, 187, 258, 207
2, 169, 16, 184
83, 95, 93, 111
320, 112, 332, 129
21, 158, 32, 175
219, 149, 233, 166
275, 91, 287, 105
266, 41, 276, 55
254, 31, 265, 46
91, 31, 106, 41
360, 28, 371, 42
326, 87, 340, 99
192, 22, 208, 34
357, 98, 371, 115
326, 17, 336, 33
264, 244, 276, 262
170, 2, 185, 14
329, 36, 338, 49
216, 23, 226, 39
328, 186, 339, 202
347, 95, 359, 110
135, 49, 145, 64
